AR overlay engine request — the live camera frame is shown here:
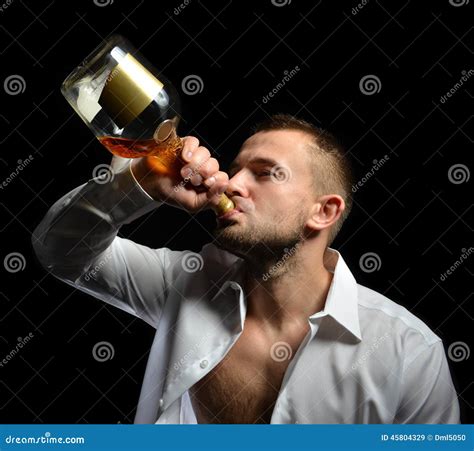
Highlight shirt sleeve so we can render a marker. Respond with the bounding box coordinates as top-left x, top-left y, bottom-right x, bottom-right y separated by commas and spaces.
31, 157, 183, 328
394, 340, 460, 423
